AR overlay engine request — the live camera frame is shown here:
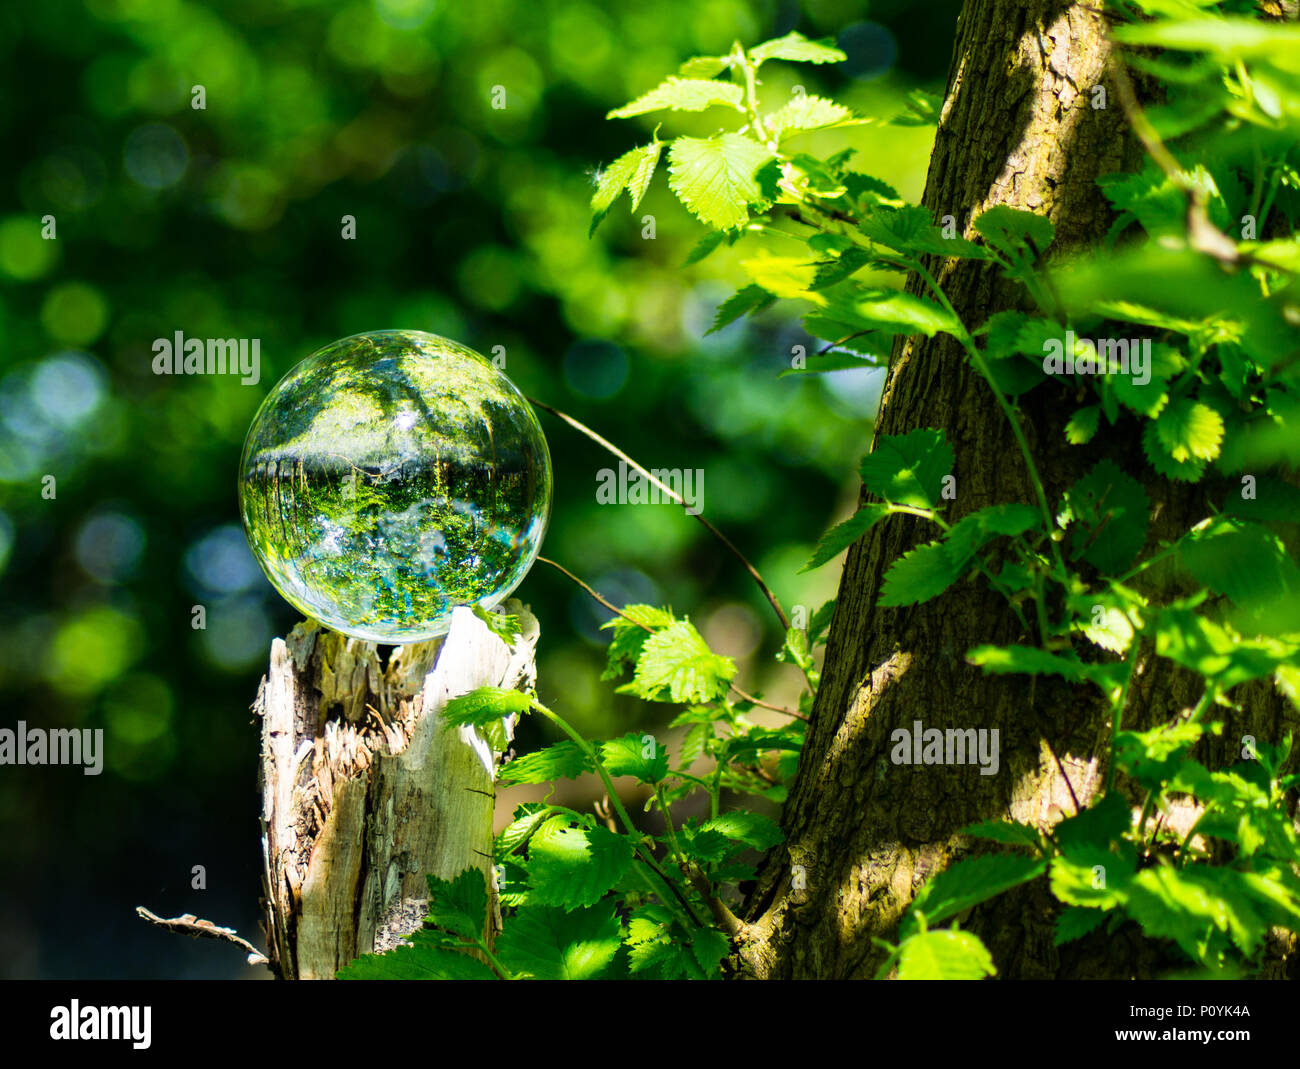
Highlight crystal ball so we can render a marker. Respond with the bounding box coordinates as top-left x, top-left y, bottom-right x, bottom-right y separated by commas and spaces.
238, 329, 551, 643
